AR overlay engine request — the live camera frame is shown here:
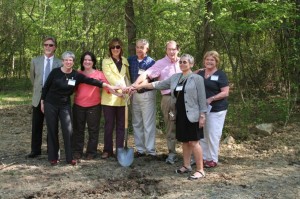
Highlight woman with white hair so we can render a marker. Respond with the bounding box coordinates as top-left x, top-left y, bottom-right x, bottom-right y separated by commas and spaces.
41, 51, 119, 166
